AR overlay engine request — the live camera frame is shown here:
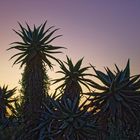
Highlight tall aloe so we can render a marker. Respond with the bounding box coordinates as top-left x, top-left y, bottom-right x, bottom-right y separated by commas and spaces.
85, 60, 140, 139
53, 56, 93, 101
8, 21, 64, 132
